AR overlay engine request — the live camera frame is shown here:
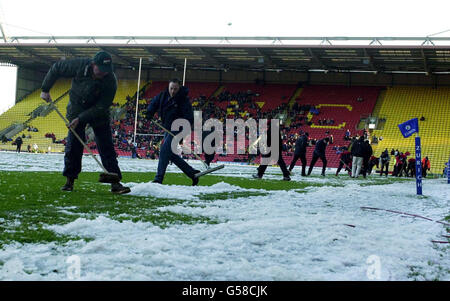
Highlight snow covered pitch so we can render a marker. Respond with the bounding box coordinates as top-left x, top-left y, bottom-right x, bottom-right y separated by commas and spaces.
0, 152, 448, 280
